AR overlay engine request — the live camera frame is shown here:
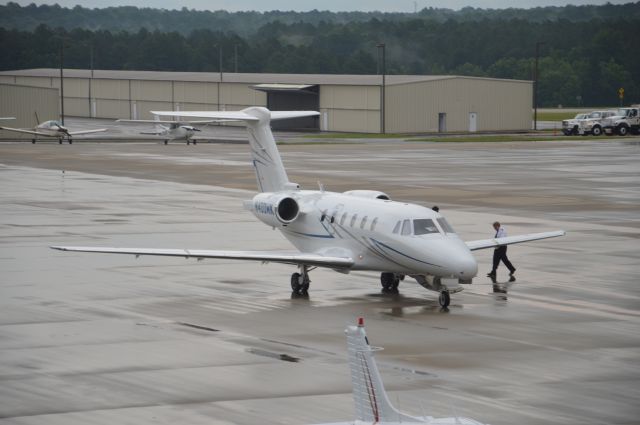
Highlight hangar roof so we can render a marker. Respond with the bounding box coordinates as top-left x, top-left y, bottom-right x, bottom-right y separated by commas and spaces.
0, 69, 531, 86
